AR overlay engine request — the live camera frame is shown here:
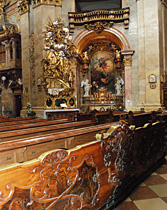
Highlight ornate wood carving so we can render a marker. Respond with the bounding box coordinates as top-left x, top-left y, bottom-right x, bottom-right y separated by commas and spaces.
0, 150, 100, 209
0, 120, 166, 209
100, 123, 135, 200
